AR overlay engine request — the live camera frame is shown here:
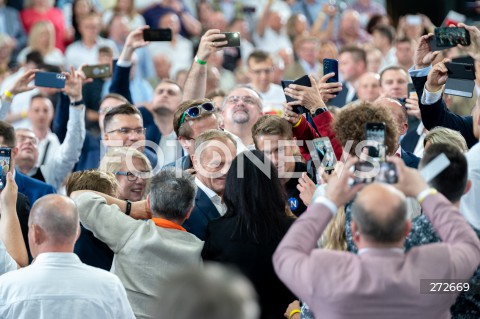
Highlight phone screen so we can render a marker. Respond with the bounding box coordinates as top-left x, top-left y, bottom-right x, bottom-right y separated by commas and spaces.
365, 123, 386, 158
435, 27, 470, 47
0, 148, 11, 190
